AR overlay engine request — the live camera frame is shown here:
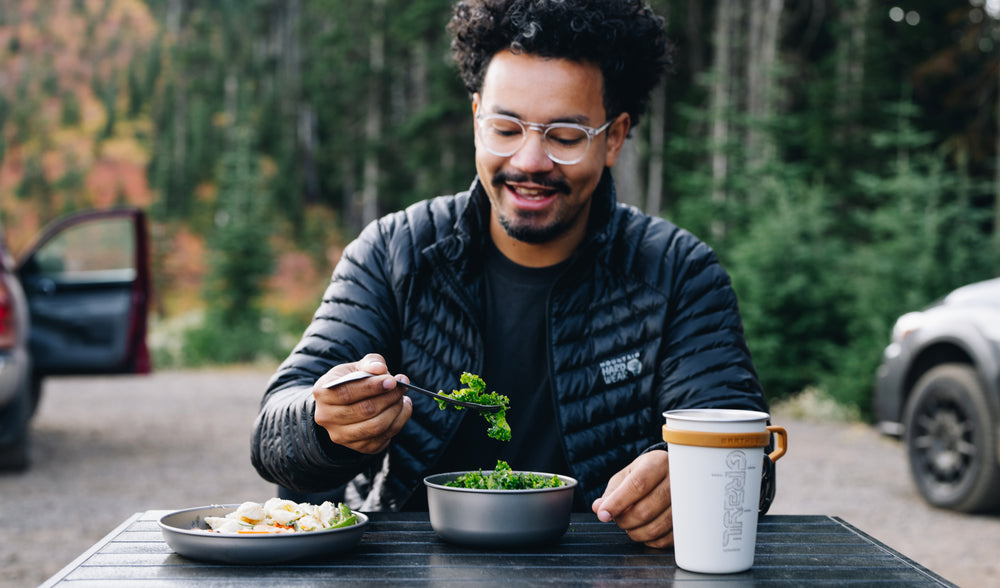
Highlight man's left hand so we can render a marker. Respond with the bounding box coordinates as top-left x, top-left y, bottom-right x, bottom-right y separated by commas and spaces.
591, 450, 673, 548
